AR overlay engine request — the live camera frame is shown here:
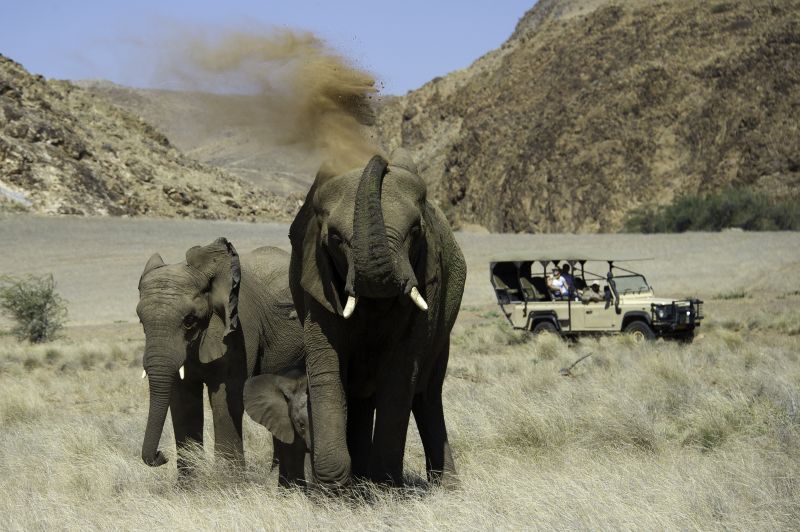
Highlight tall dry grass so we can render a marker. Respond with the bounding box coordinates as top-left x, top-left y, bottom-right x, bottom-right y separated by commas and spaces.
1, 293, 798, 530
